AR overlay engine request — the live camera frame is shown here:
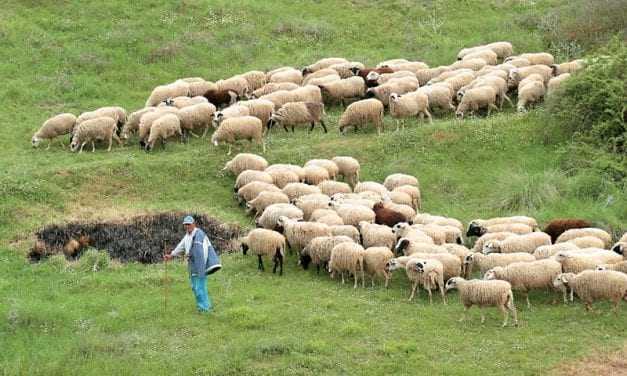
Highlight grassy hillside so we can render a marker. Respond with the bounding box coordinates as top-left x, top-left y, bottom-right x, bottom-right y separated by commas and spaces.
1, 0, 625, 375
